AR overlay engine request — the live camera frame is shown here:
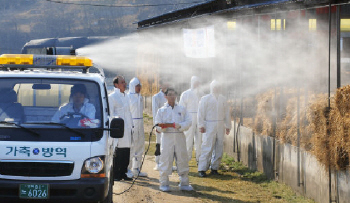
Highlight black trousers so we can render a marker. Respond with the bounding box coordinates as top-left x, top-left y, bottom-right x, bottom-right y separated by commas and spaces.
113, 147, 130, 180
